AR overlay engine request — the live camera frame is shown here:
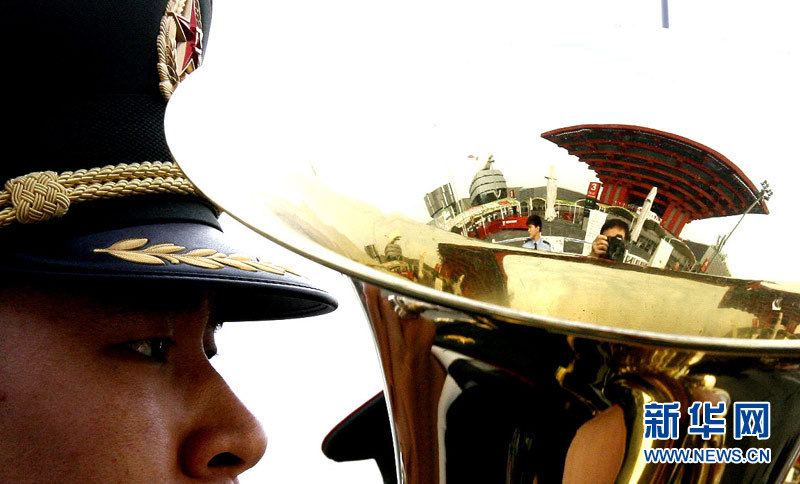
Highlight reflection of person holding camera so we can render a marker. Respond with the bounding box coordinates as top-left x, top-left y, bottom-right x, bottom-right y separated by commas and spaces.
590, 219, 630, 261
